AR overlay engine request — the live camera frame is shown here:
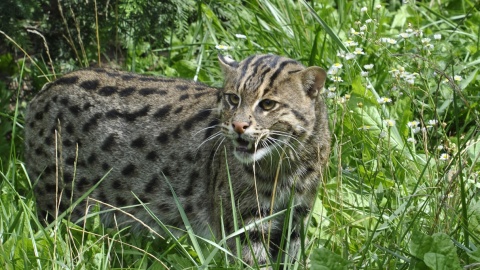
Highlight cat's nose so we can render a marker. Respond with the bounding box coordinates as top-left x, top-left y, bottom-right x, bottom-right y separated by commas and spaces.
232, 121, 249, 134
